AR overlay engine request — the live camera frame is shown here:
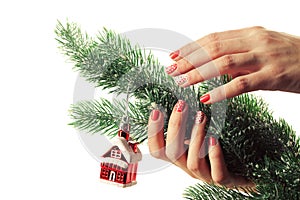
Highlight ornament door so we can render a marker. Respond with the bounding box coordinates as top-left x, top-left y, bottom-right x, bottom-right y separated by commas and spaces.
109, 171, 116, 182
